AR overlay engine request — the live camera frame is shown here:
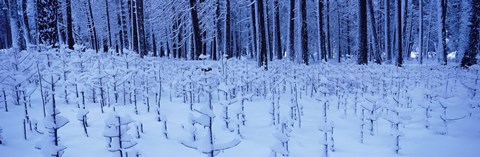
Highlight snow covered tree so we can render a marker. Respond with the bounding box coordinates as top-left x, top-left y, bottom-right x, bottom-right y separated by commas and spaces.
37, 0, 59, 48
